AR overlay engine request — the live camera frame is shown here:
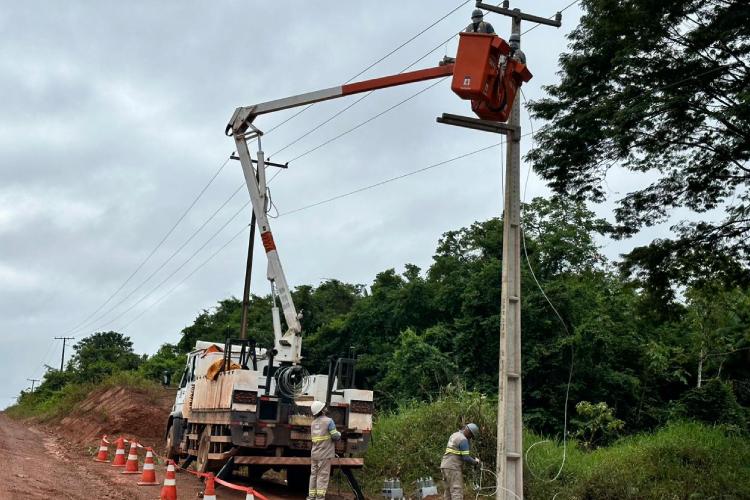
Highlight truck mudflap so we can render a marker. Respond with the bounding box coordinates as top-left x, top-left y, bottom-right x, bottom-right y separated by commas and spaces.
233, 456, 363, 468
